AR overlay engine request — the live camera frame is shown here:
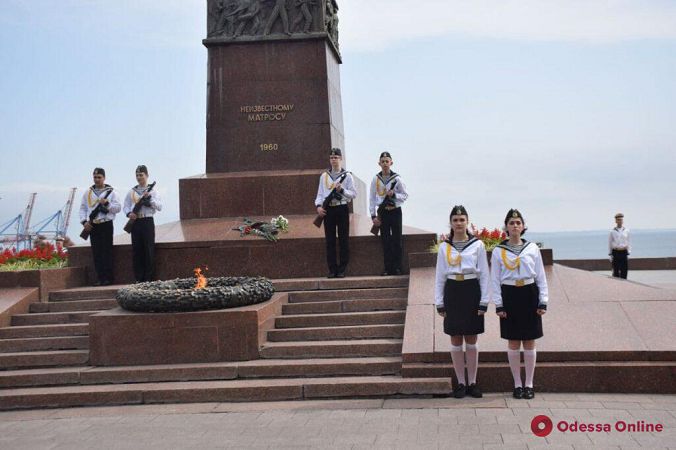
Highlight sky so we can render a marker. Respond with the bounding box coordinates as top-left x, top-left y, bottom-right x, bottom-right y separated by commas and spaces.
1, 0, 676, 241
